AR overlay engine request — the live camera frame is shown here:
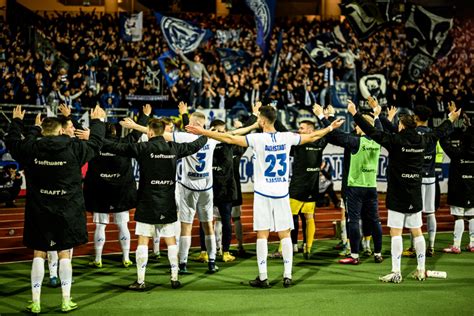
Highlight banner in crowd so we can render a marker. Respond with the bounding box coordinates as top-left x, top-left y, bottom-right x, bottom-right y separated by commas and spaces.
216, 48, 252, 74
158, 51, 180, 87
216, 29, 241, 44
119, 12, 143, 42
304, 25, 349, 68
358, 73, 388, 110
245, 0, 276, 53
145, 63, 161, 93
331, 81, 357, 108
154, 12, 212, 54
404, 5, 454, 82
200, 109, 226, 129
339, 0, 386, 40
